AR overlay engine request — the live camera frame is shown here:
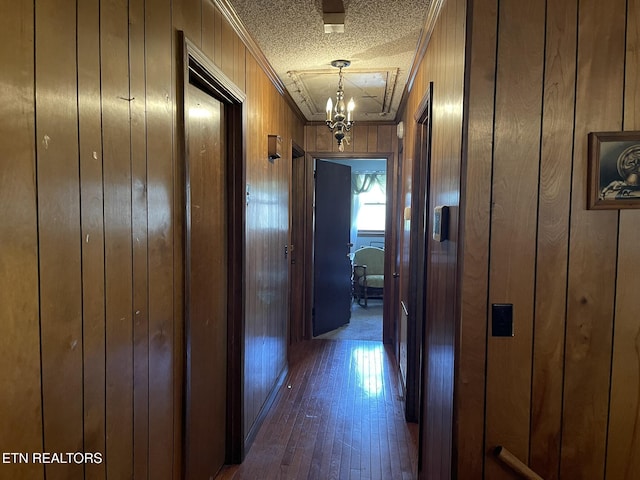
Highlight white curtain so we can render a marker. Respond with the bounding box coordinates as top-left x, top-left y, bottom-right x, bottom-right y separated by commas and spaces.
351, 173, 386, 250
